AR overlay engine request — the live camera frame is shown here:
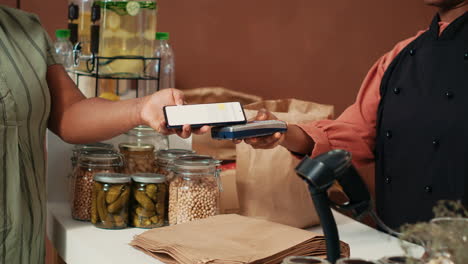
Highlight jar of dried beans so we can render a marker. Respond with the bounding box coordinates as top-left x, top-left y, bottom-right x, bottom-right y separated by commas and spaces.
169, 155, 221, 225
91, 173, 131, 229
155, 149, 195, 224
119, 143, 155, 174
155, 149, 195, 179
71, 150, 124, 221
